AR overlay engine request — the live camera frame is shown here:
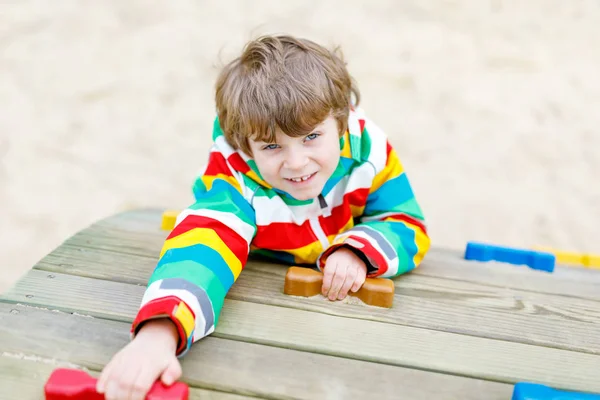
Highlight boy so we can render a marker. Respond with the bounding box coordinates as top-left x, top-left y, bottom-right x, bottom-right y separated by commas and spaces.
97, 34, 430, 400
